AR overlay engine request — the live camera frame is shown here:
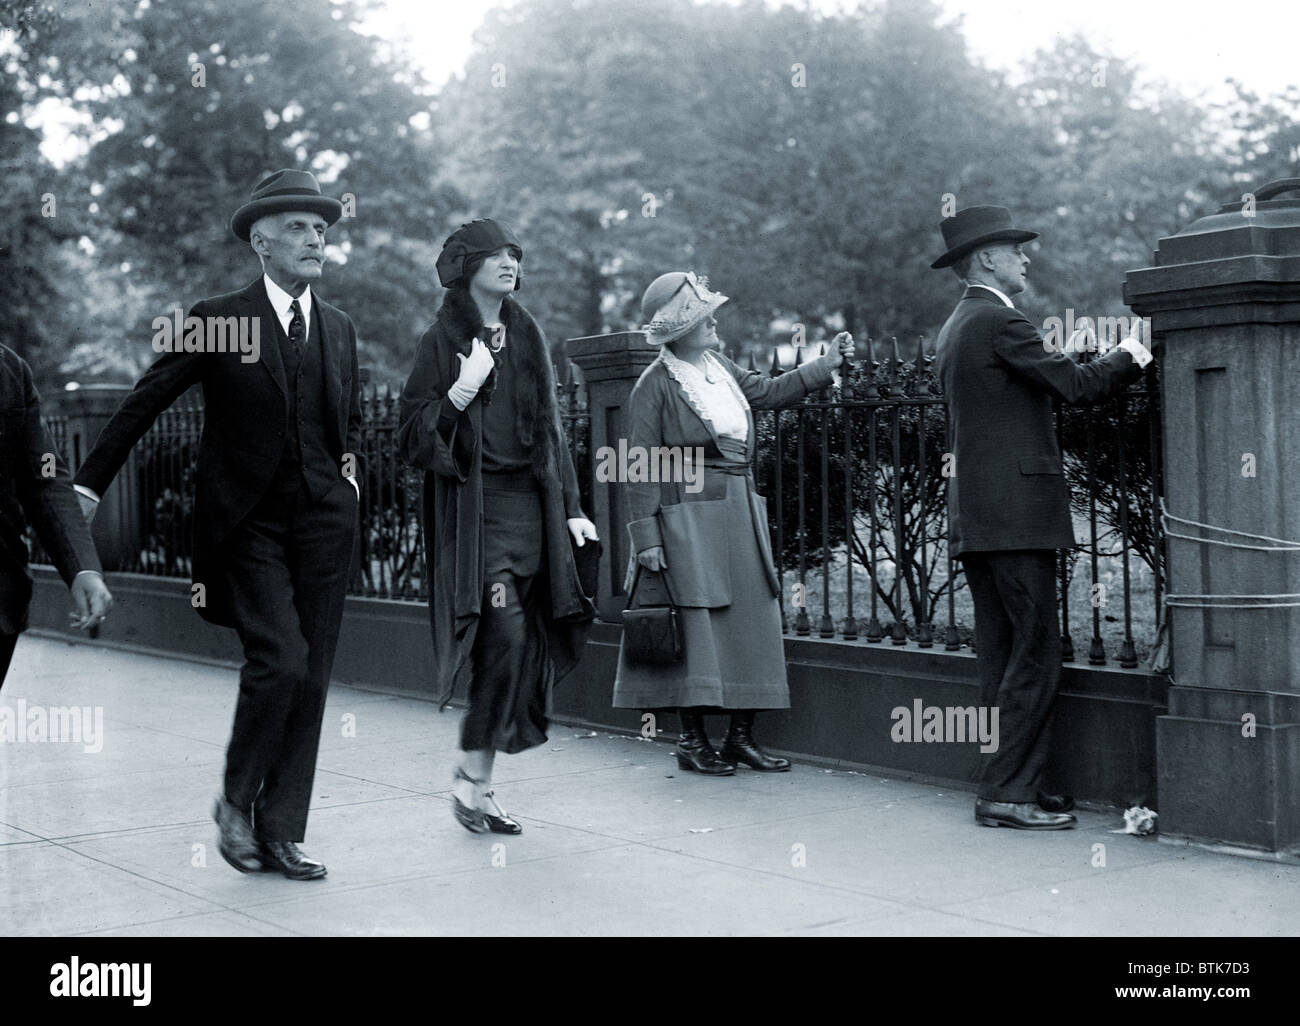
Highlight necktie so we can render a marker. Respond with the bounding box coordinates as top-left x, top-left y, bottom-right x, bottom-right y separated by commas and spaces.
288, 299, 305, 353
